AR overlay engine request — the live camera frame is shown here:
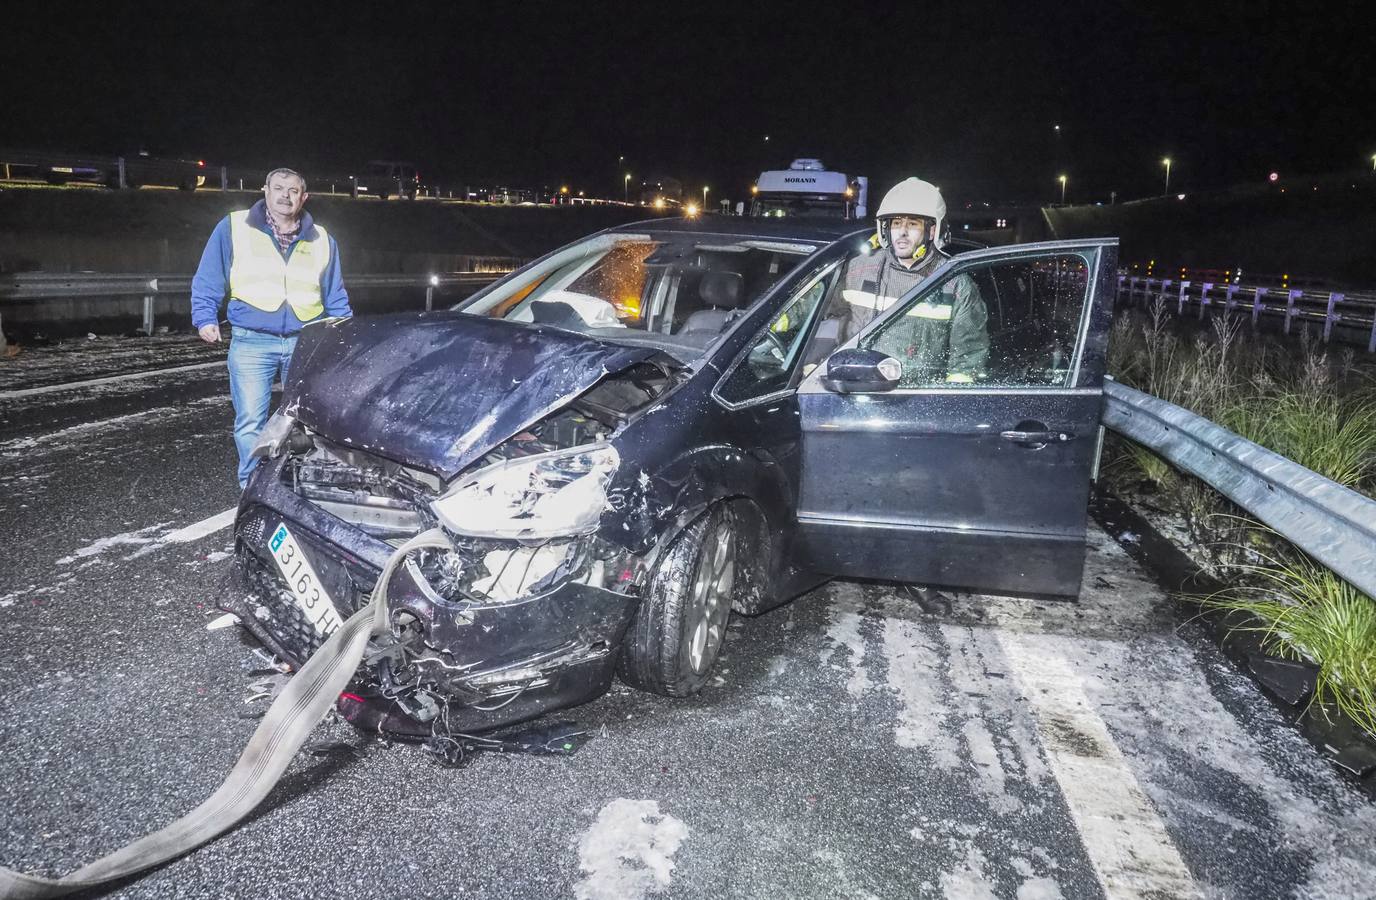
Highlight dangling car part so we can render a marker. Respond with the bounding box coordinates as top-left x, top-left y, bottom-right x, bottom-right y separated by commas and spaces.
224, 217, 1121, 739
